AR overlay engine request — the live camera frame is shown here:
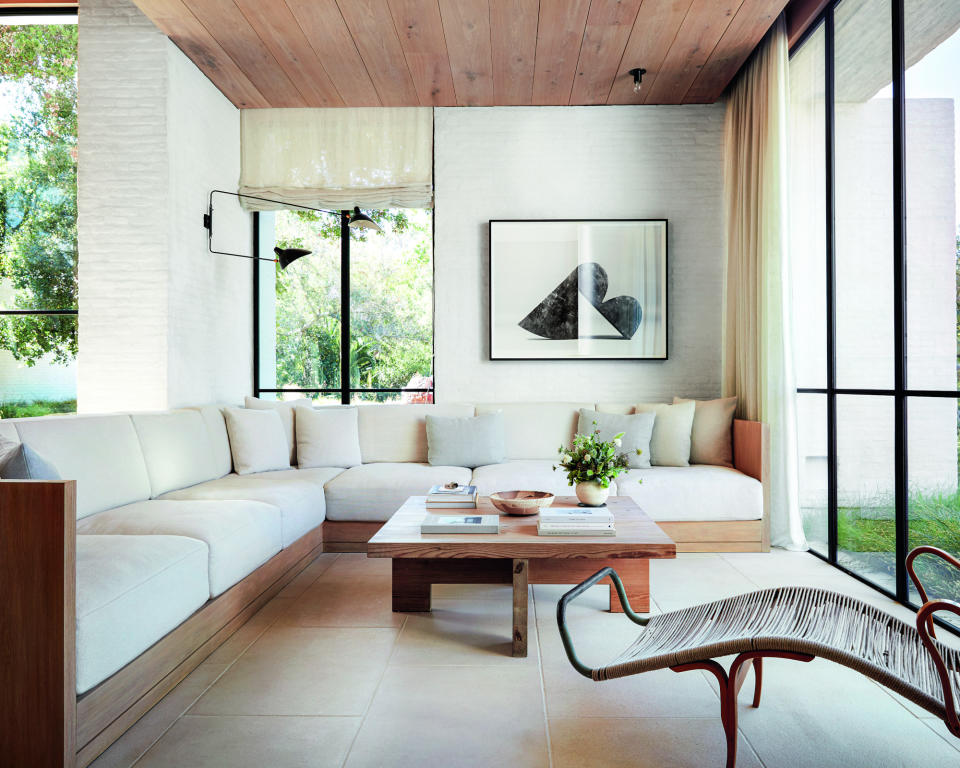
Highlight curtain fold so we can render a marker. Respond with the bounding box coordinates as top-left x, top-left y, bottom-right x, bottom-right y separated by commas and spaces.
239, 107, 433, 211
722, 16, 807, 550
